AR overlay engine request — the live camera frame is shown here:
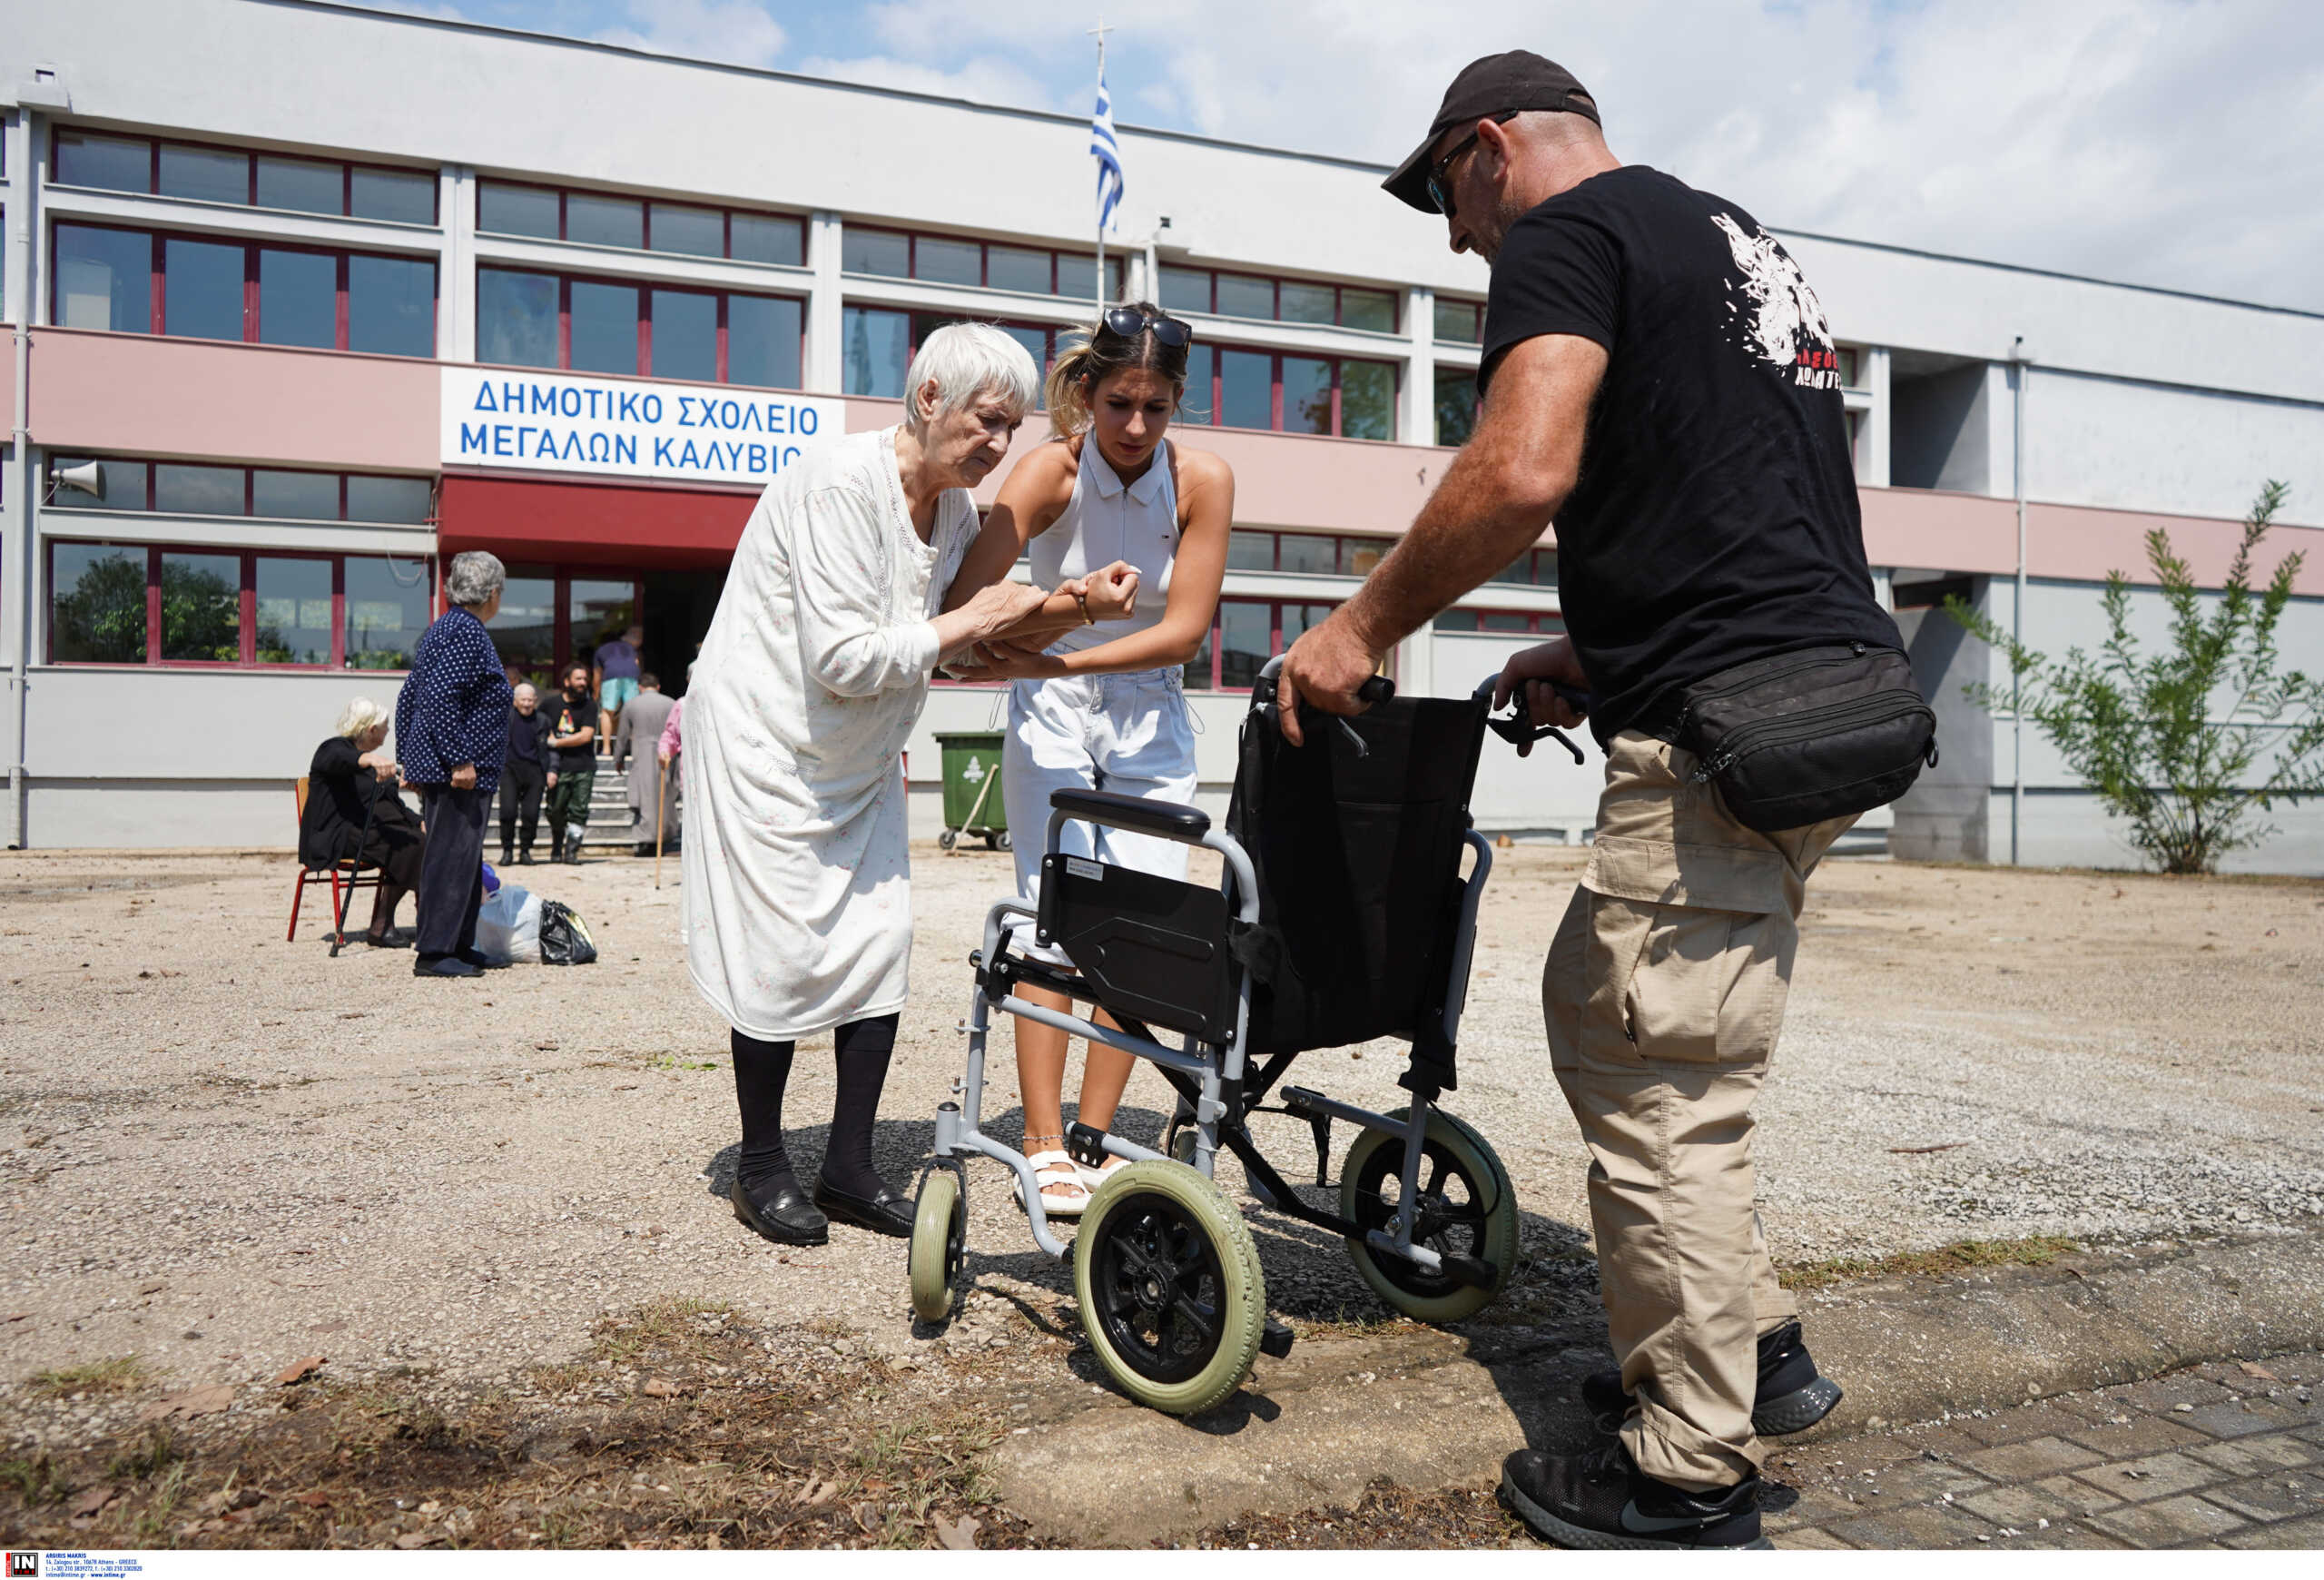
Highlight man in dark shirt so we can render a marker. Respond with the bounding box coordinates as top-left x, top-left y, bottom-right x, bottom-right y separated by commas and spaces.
499, 681, 555, 865
546, 664, 598, 864
1280, 52, 1894, 1550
